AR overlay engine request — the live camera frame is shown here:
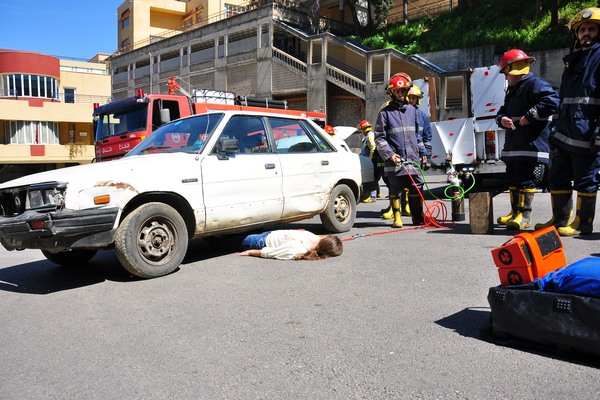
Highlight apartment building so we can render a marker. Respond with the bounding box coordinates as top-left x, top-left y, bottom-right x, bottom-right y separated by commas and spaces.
0, 50, 111, 182
109, 0, 445, 130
